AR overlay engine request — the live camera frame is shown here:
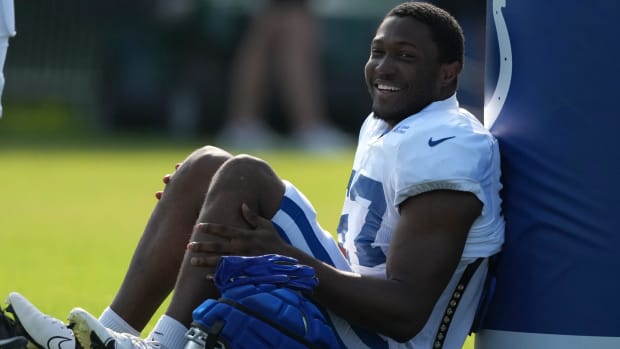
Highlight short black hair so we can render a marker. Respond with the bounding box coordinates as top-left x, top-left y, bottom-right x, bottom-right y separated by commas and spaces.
386, 1, 464, 65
